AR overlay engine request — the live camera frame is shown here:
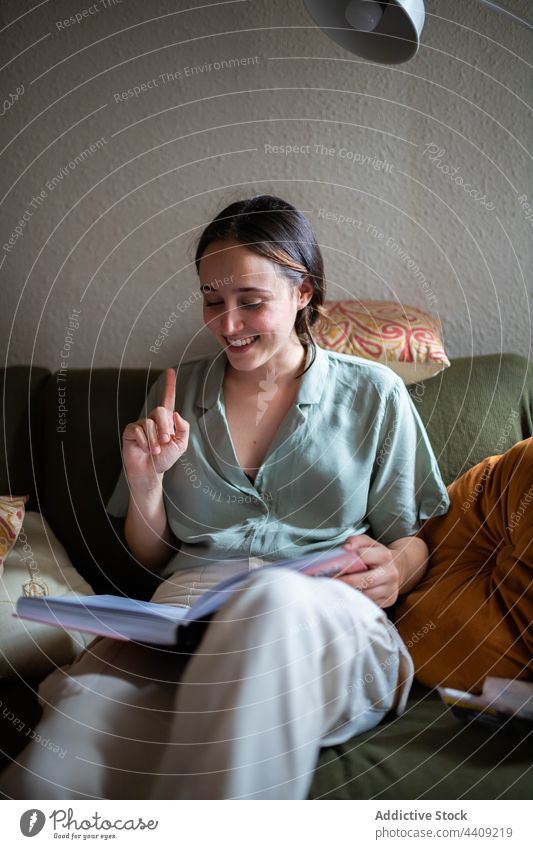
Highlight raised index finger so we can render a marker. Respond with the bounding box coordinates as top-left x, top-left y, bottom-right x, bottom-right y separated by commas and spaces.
161, 367, 176, 412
